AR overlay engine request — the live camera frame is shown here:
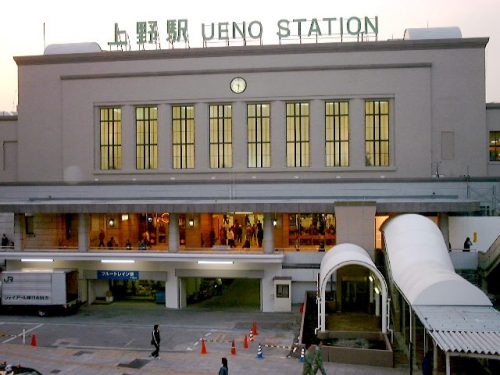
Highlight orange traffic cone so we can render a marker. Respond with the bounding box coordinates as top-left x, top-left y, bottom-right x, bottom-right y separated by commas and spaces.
231, 339, 237, 355
243, 335, 249, 349
249, 329, 254, 342
252, 321, 258, 336
200, 338, 207, 355
31, 334, 37, 347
